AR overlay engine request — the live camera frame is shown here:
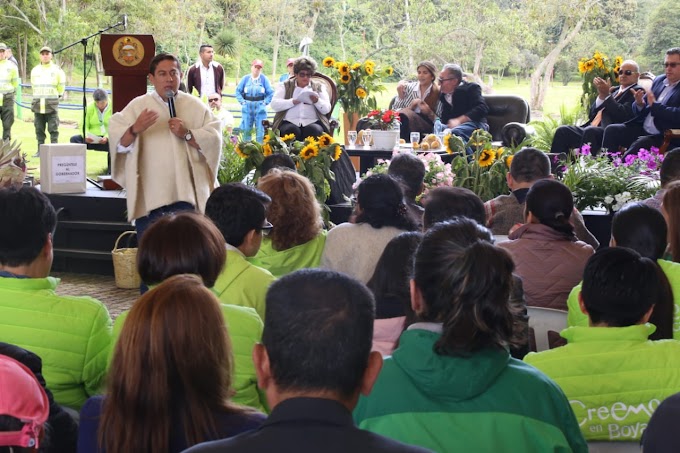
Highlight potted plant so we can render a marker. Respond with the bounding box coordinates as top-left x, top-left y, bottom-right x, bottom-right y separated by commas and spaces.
365, 109, 400, 148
